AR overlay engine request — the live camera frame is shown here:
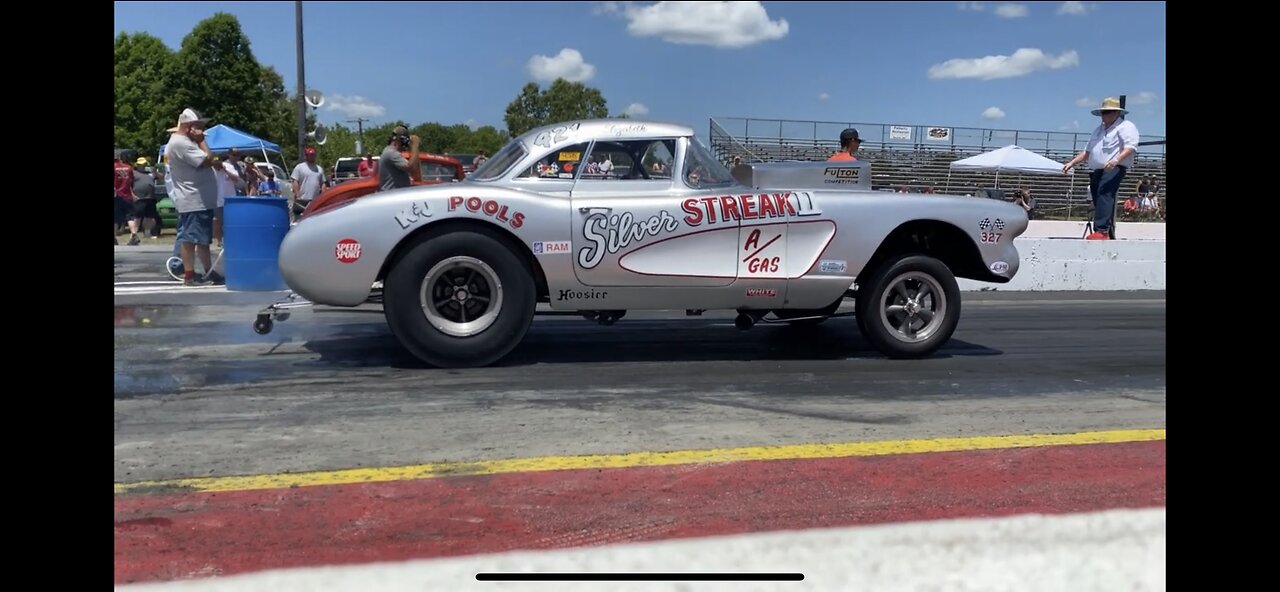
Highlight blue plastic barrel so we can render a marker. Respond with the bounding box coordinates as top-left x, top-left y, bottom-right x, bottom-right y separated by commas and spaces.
223, 196, 290, 291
